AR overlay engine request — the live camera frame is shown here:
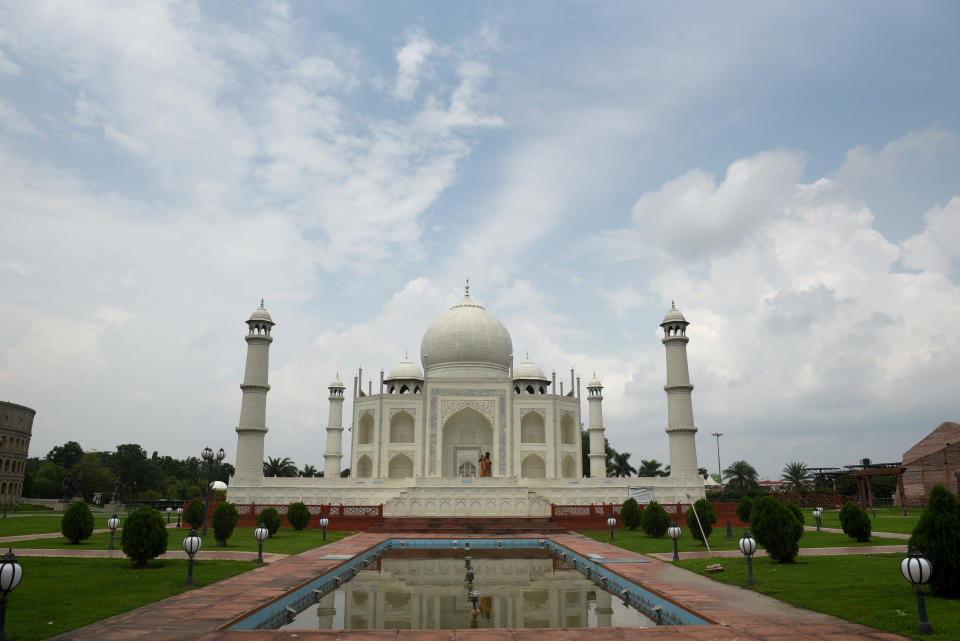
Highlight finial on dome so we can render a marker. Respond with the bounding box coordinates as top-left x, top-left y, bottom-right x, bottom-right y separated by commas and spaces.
671, 299, 676, 310
404, 349, 408, 360
260, 298, 265, 308
465, 277, 470, 297
525, 350, 529, 360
